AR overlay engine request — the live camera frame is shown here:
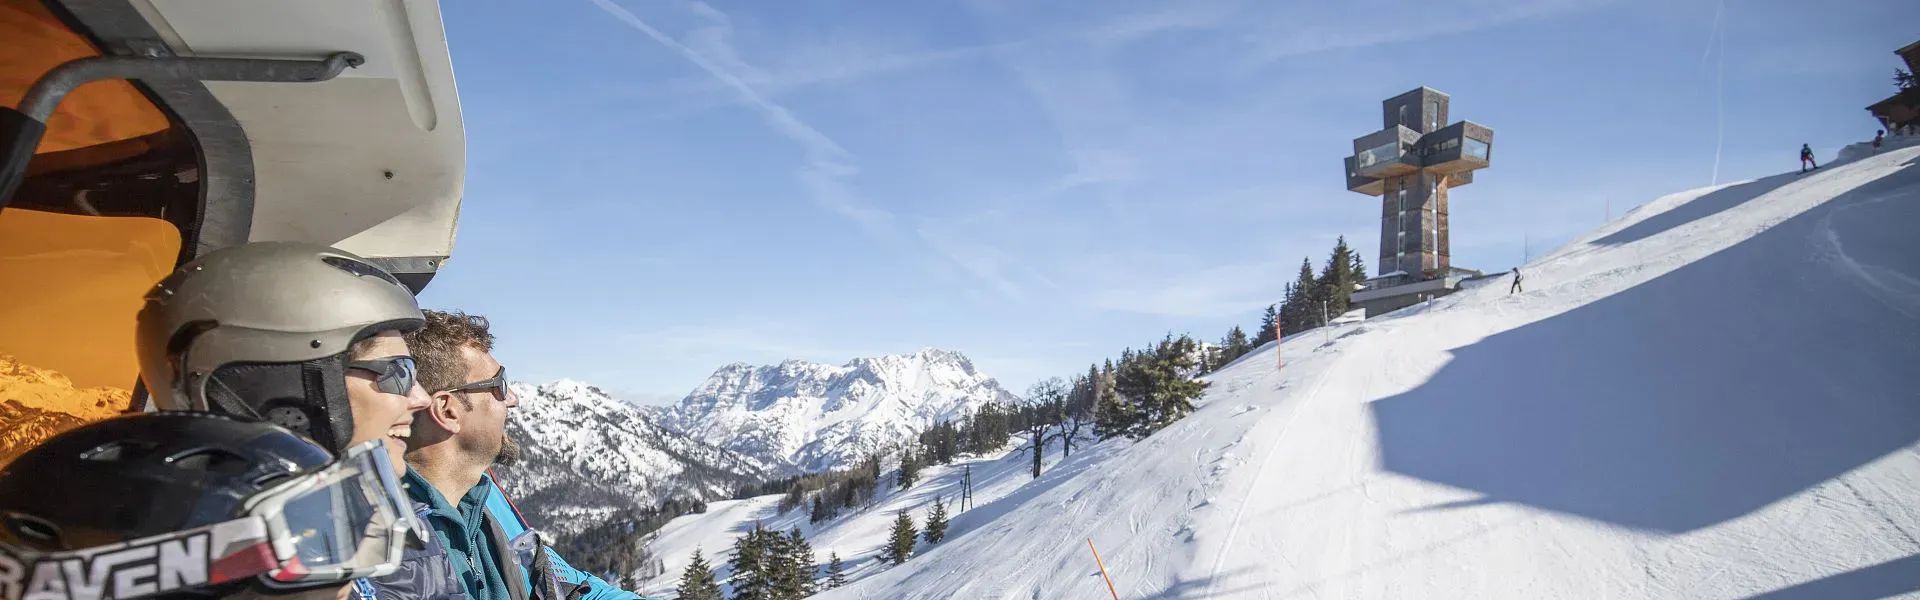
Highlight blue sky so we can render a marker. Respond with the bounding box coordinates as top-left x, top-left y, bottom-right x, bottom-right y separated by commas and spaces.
419, 0, 1915, 403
